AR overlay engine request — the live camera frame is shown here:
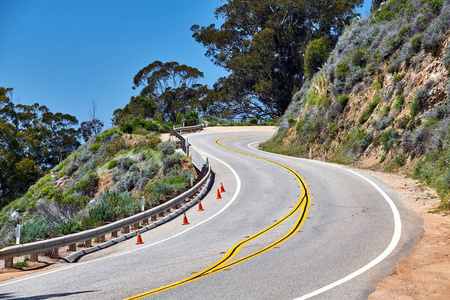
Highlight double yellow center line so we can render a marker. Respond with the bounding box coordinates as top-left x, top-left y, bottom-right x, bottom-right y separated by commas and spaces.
126, 135, 311, 299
